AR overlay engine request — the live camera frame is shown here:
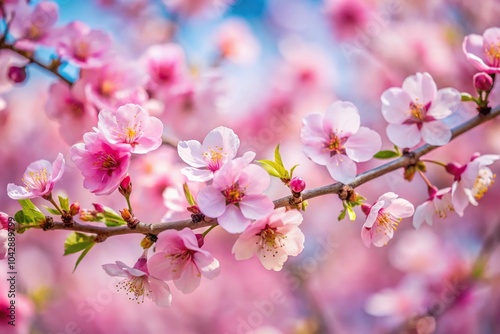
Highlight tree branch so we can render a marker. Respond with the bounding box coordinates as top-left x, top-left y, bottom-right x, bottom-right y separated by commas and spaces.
14, 104, 500, 238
